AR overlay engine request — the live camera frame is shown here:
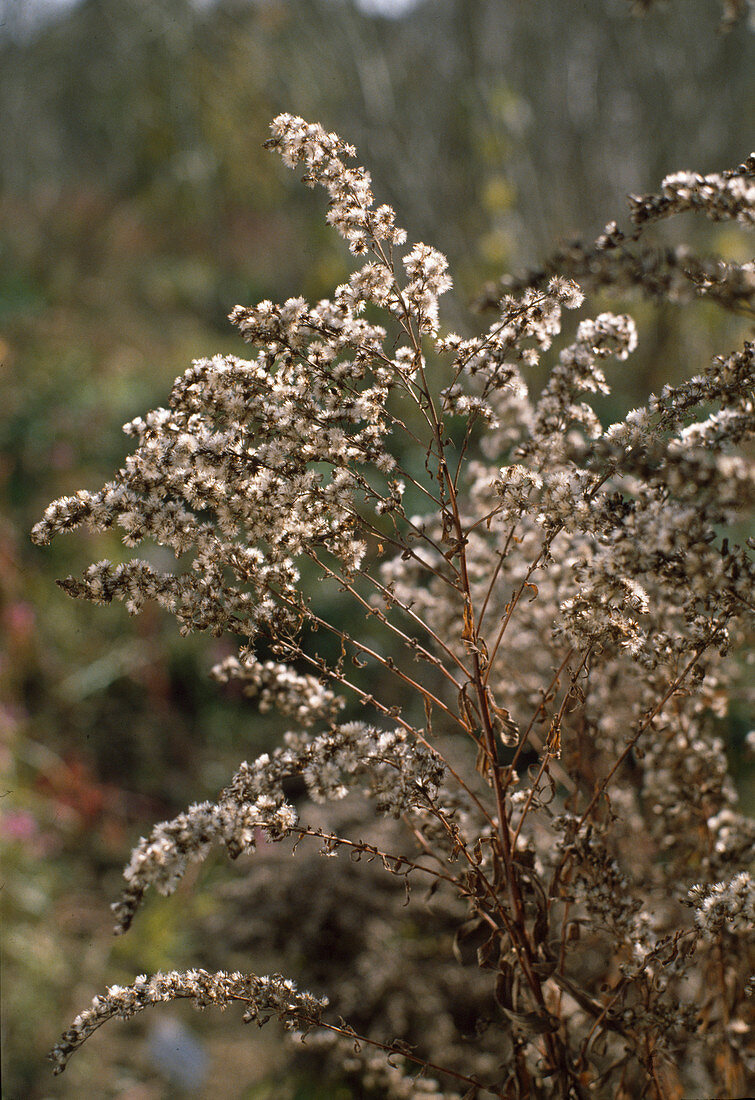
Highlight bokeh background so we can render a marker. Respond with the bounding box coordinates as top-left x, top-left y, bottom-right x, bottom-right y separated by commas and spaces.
1, 0, 753, 1095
